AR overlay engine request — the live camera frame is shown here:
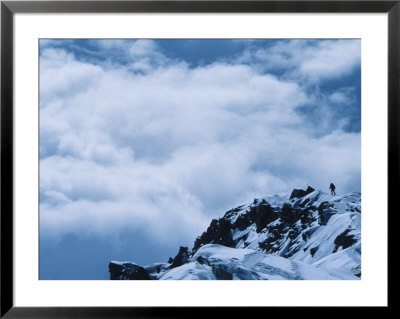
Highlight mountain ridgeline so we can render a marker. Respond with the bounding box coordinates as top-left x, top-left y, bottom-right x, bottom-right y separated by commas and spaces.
109, 187, 361, 280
